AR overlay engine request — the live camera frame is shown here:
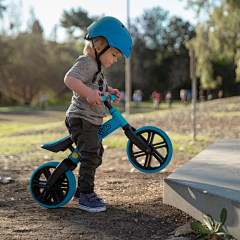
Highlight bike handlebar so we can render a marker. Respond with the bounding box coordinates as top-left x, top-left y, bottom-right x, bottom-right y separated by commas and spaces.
101, 94, 118, 102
